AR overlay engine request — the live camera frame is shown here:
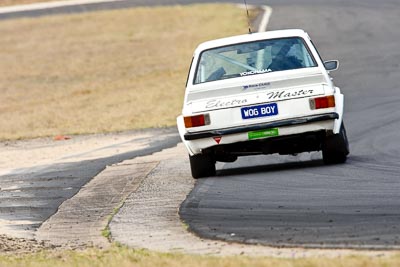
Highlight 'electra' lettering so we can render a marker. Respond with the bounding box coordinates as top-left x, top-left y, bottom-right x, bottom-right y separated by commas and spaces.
206, 99, 248, 109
